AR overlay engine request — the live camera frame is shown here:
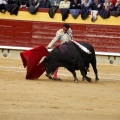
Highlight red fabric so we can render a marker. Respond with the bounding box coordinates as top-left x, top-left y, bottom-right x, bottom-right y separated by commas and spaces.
20, 46, 49, 80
